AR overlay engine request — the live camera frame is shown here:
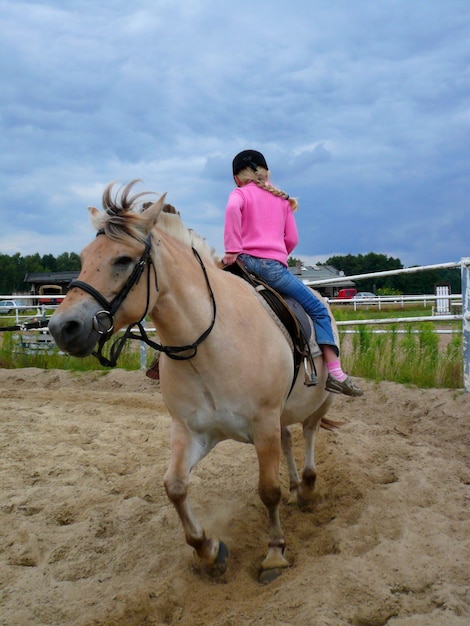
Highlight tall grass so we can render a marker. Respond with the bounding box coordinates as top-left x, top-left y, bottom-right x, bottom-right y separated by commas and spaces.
342, 324, 463, 389
0, 331, 149, 371
0, 318, 464, 389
